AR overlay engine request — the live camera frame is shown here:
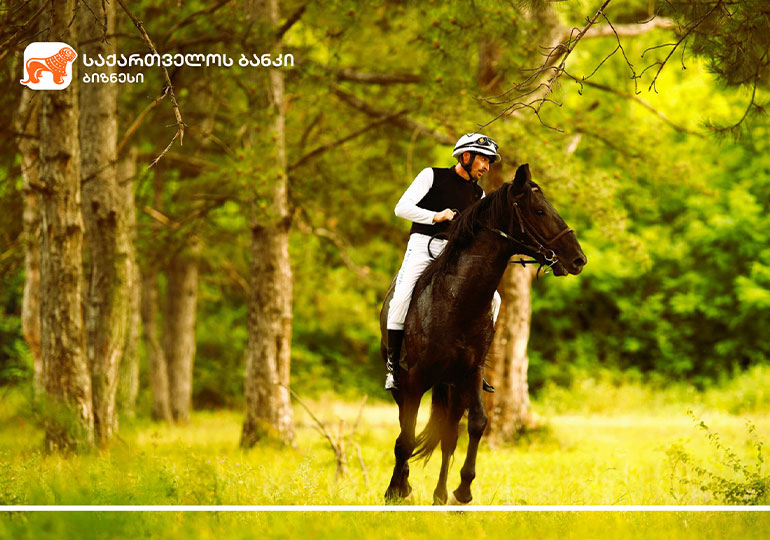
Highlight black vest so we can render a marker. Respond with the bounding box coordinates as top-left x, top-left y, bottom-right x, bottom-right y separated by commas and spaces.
410, 167, 483, 236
